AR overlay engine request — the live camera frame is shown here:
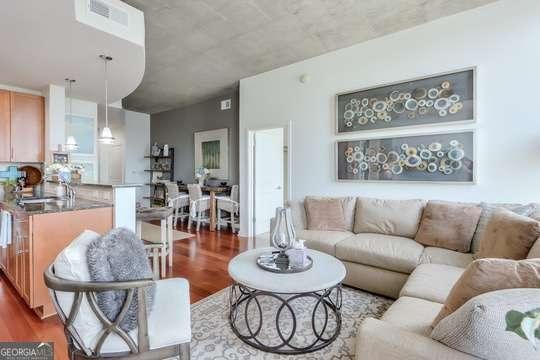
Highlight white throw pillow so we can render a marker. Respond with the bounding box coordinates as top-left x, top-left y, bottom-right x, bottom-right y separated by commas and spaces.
53, 230, 102, 350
